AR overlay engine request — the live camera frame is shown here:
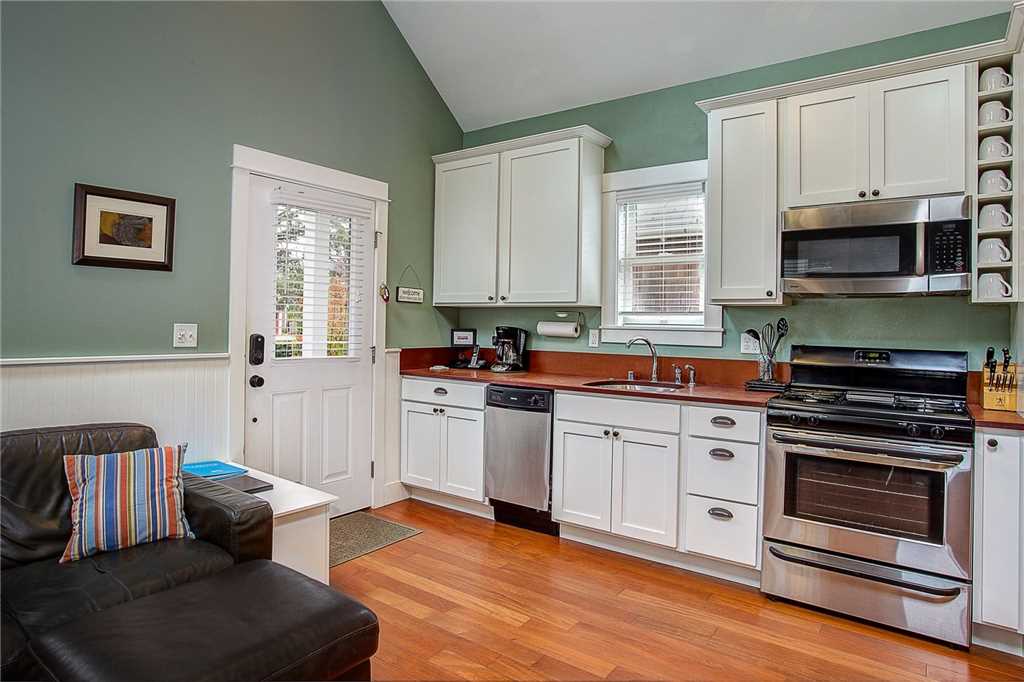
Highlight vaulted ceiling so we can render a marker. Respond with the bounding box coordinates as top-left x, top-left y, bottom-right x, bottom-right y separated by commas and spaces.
385, 1, 1010, 132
